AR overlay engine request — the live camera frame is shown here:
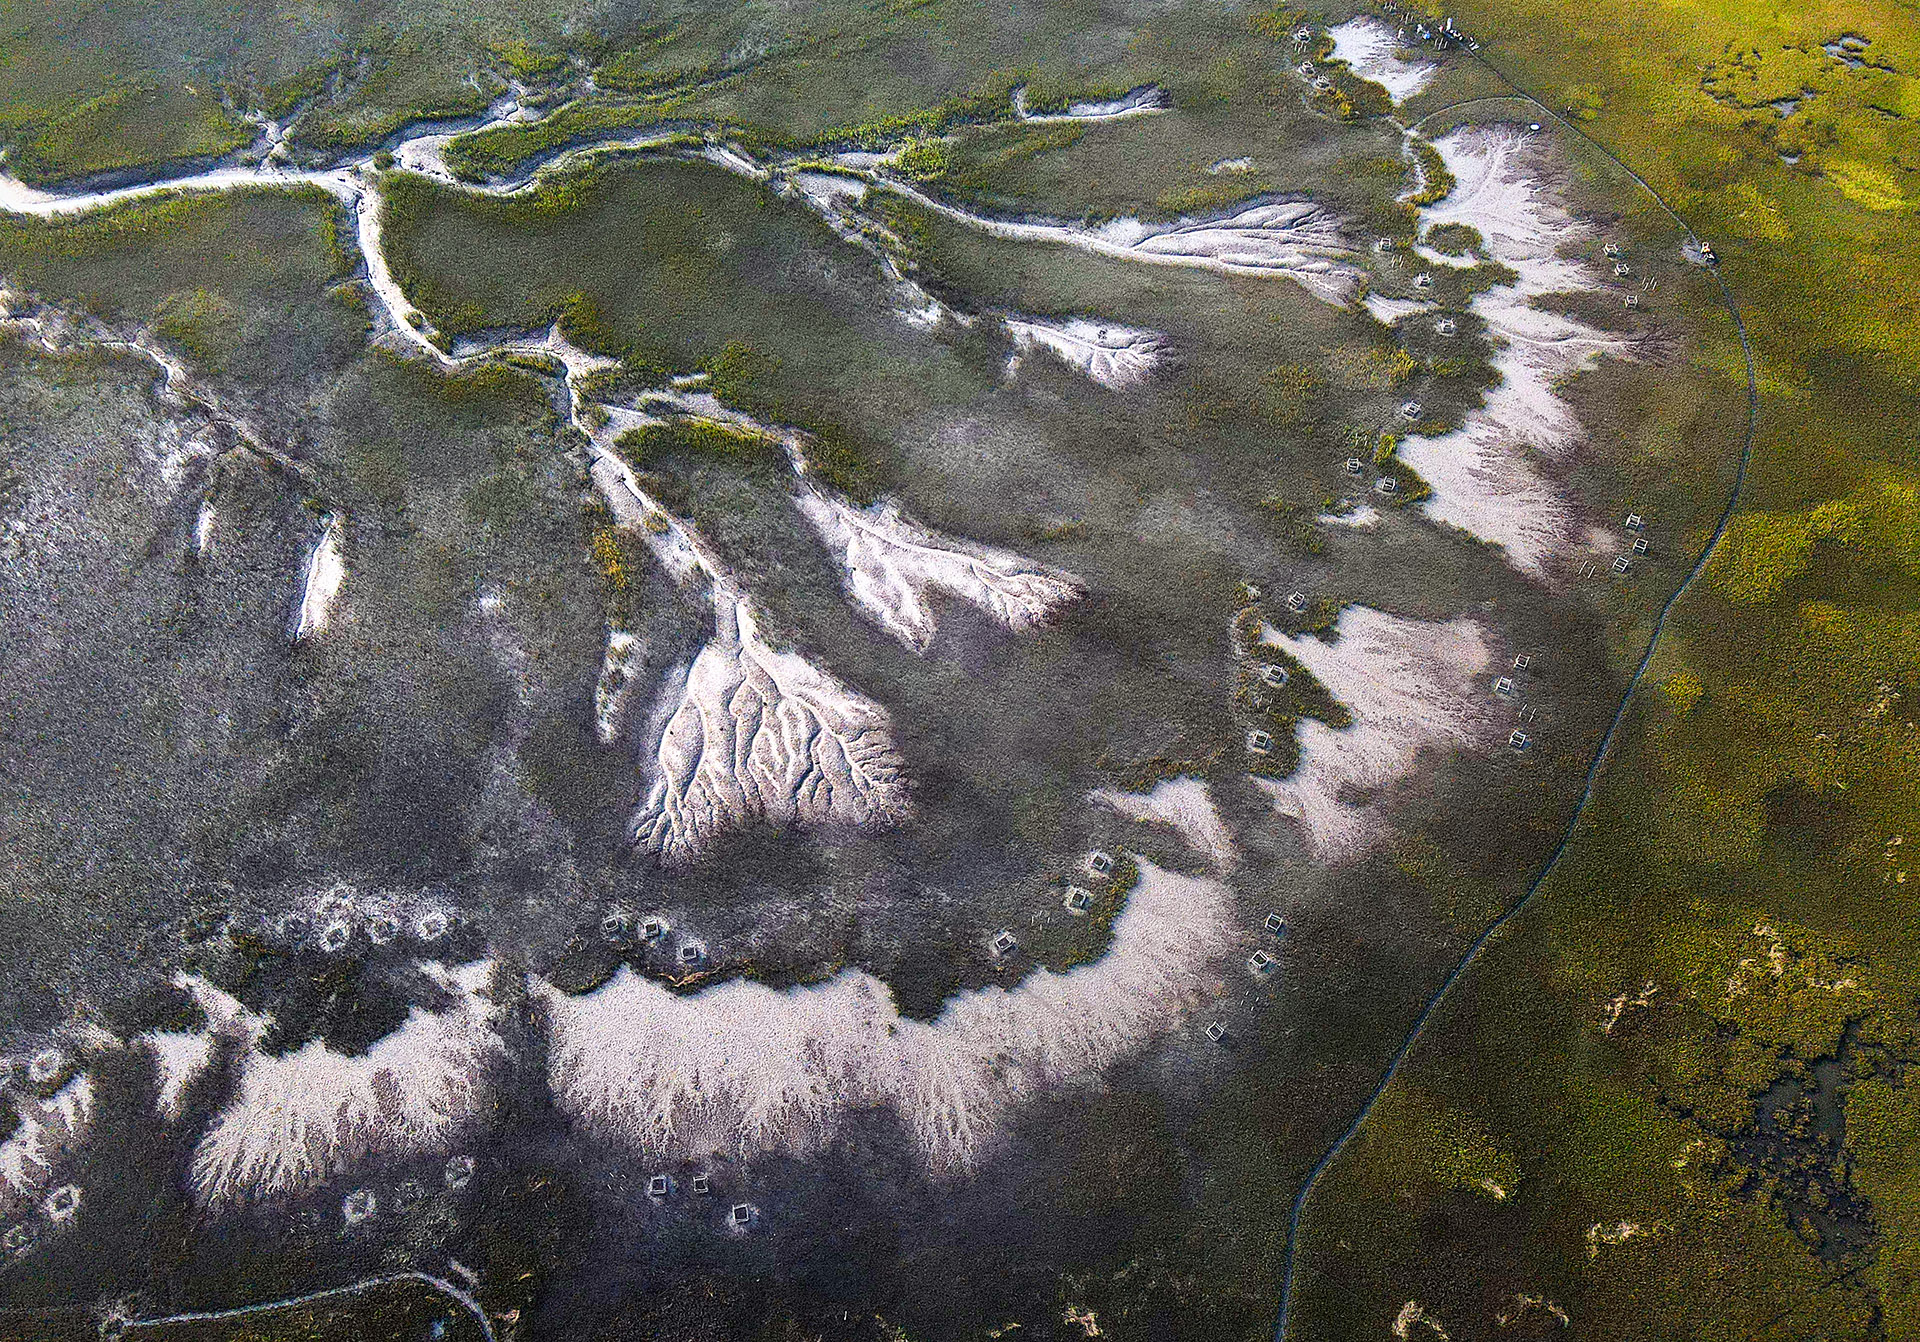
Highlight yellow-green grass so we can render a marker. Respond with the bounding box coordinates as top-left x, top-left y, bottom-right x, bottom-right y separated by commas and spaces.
0, 82, 250, 187
1288, 0, 1920, 1335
